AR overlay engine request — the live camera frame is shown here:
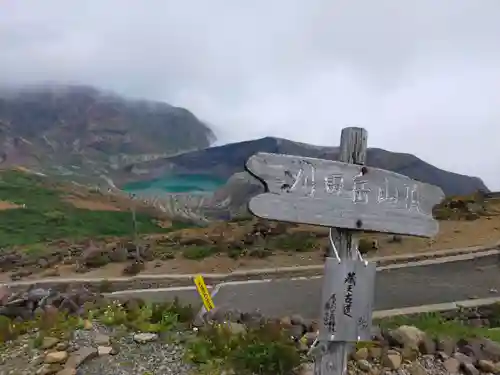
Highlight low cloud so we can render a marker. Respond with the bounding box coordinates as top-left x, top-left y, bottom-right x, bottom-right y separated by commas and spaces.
1, 0, 499, 187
